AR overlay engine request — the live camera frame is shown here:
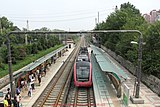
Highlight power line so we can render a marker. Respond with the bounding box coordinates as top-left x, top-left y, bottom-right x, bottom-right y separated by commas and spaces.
9, 12, 108, 23
2, 8, 114, 19
1, 8, 113, 17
